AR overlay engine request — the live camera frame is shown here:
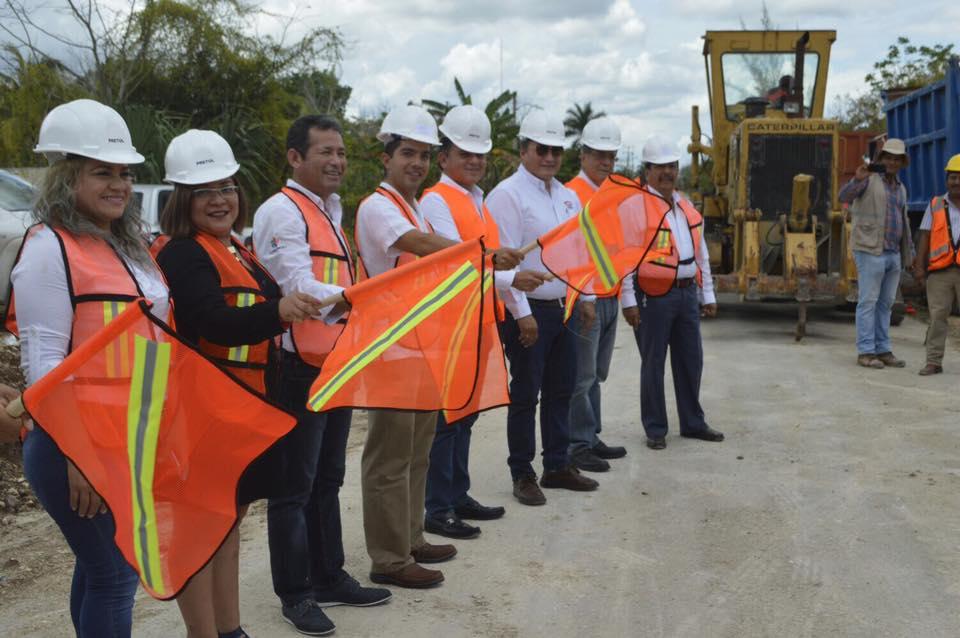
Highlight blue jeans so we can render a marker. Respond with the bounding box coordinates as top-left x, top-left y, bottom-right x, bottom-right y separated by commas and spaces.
267, 353, 352, 606
501, 301, 575, 479
22, 427, 138, 637
633, 285, 708, 439
425, 411, 478, 517
853, 250, 901, 355
568, 297, 618, 454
